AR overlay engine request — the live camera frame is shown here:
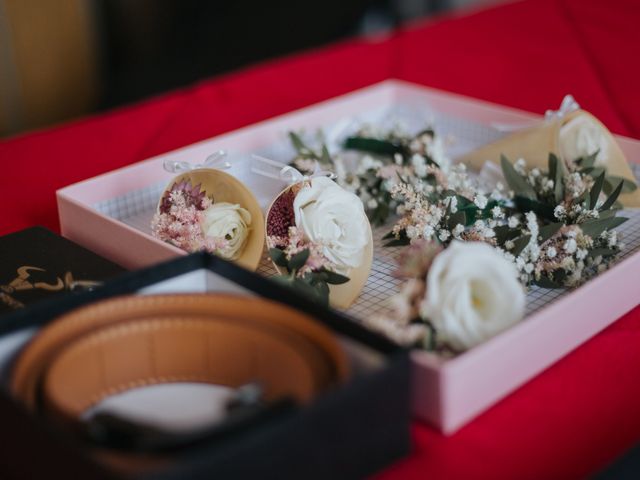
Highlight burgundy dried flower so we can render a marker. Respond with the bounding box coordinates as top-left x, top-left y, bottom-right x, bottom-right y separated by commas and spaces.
267, 189, 296, 237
